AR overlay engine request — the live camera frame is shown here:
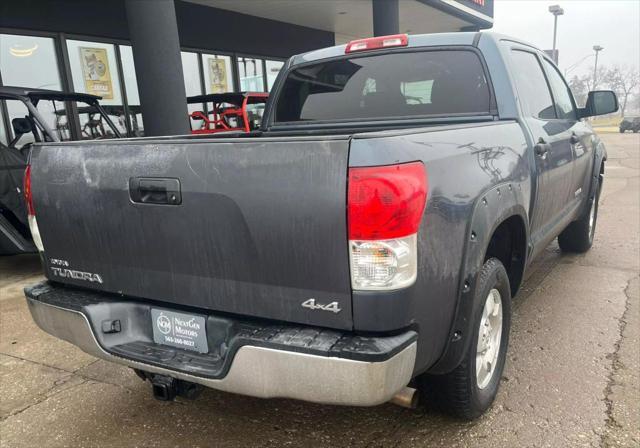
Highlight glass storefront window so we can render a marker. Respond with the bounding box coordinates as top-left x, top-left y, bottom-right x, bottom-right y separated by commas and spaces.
237, 57, 265, 92
182, 51, 205, 130
1, 34, 64, 144
119, 46, 140, 106
265, 60, 284, 91
67, 40, 122, 105
0, 107, 6, 145
202, 54, 234, 93
0, 34, 62, 90
66, 39, 127, 137
119, 45, 144, 136
181, 51, 202, 97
